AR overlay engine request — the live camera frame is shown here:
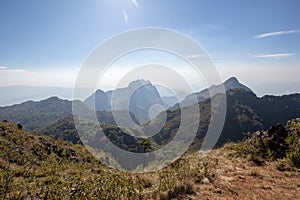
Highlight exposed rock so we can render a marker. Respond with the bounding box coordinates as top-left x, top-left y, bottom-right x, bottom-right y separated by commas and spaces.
17, 123, 22, 130
184, 76, 253, 105
66, 148, 76, 157
267, 124, 287, 138
52, 144, 58, 153
84, 79, 166, 124
57, 147, 64, 157
253, 124, 294, 159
